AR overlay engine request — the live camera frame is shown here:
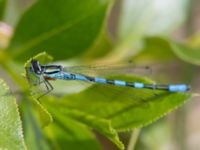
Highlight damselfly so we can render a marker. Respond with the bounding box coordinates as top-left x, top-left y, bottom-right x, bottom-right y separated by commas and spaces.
25, 59, 191, 98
